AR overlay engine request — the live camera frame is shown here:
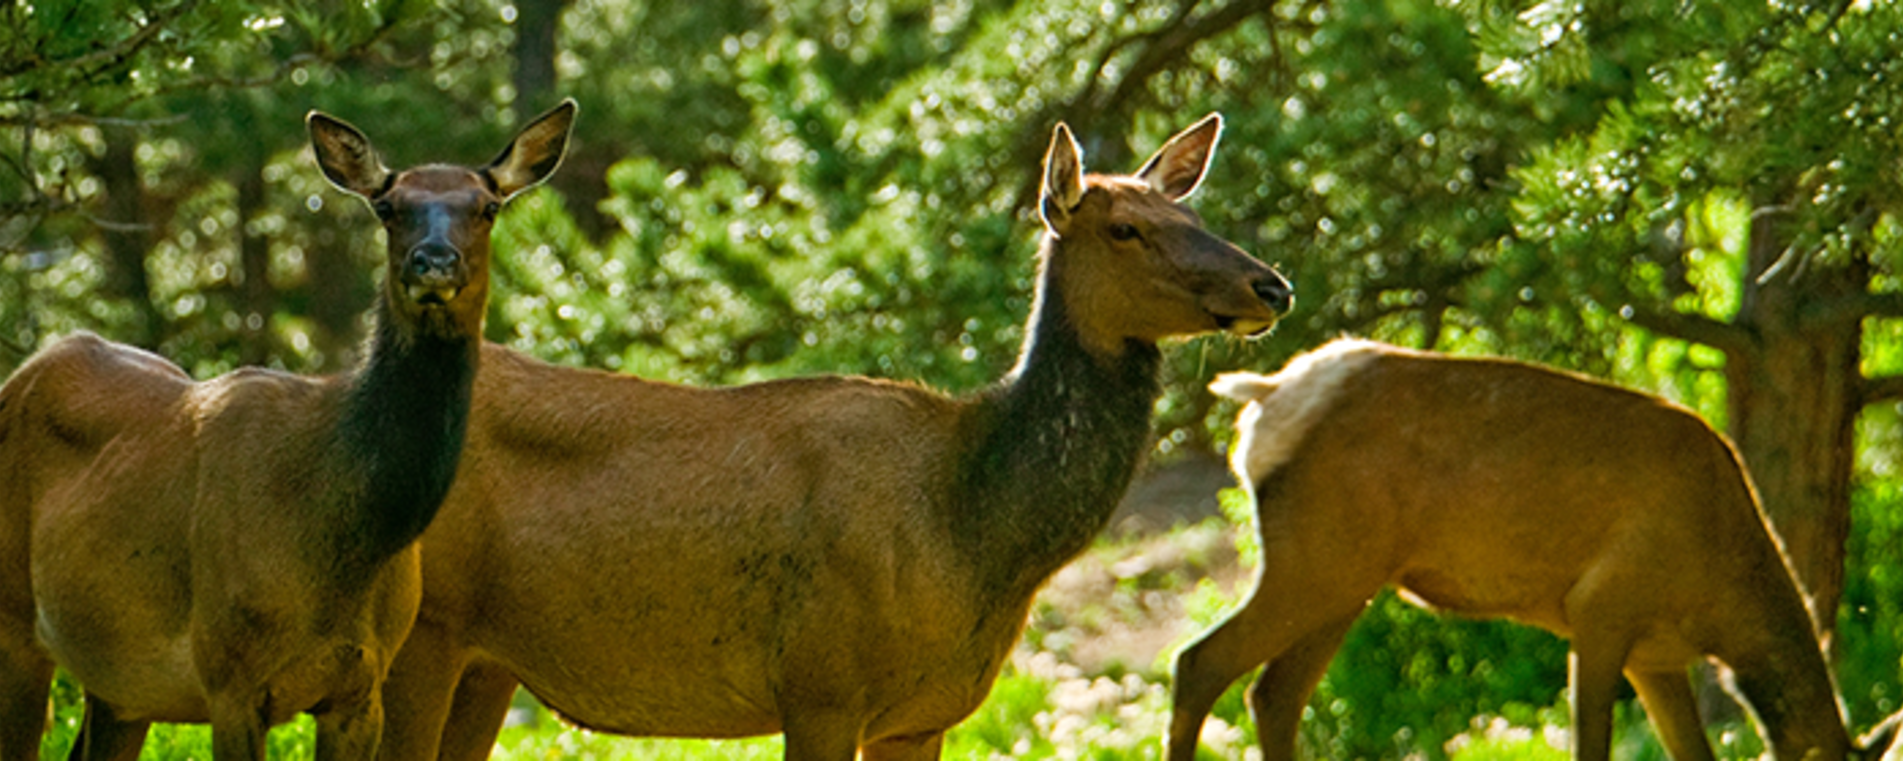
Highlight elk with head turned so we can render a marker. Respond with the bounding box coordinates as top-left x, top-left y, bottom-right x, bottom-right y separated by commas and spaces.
371, 113, 1293, 760
0, 100, 574, 760
1167, 338, 1894, 761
